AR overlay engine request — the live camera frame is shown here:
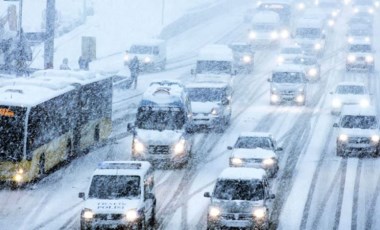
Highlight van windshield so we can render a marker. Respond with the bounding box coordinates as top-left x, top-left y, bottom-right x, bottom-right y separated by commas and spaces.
295, 28, 322, 39
130, 45, 152, 54
89, 175, 140, 199
341, 115, 377, 129
0, 106, 26, 161
187, 88, 226, 102
136, 107, 186, 131
272, 72, 304, 83
196, 61, 232, 75
213, 179, 265, 201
